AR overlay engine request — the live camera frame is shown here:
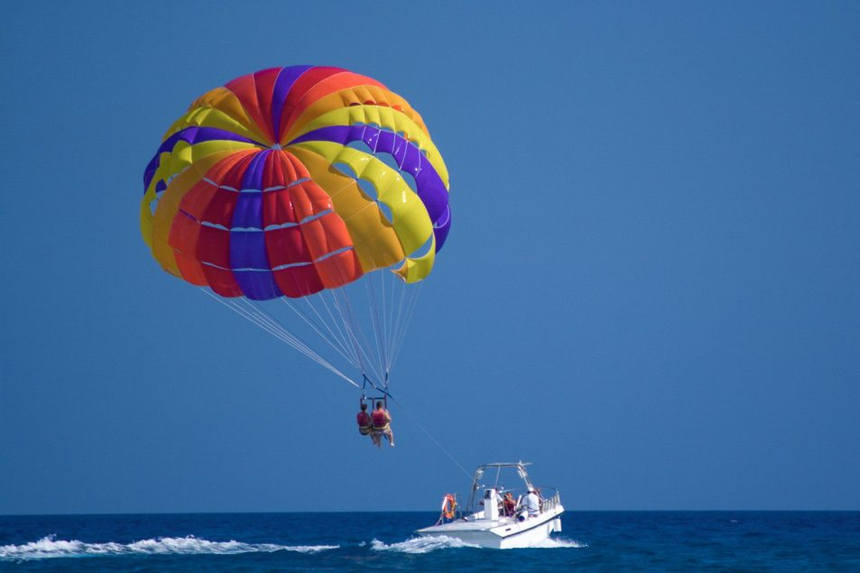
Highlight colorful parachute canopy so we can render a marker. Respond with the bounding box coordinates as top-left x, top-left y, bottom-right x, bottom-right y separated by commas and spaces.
141, 66, 451, 301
